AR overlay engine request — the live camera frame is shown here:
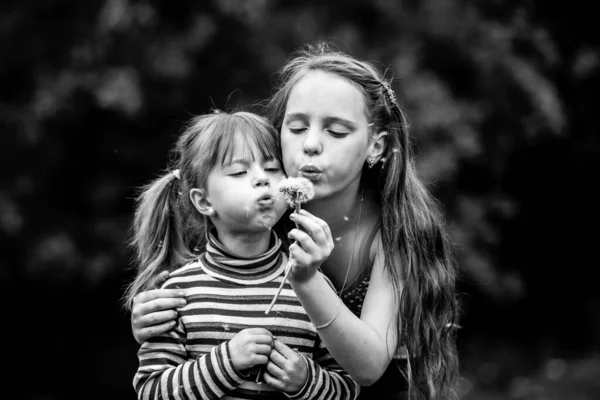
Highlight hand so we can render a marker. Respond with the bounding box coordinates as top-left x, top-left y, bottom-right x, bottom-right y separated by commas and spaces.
263, 339, 308, 394
287, 210, 334, 282
228, 328, 274, 372
131, 271, 187, 344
